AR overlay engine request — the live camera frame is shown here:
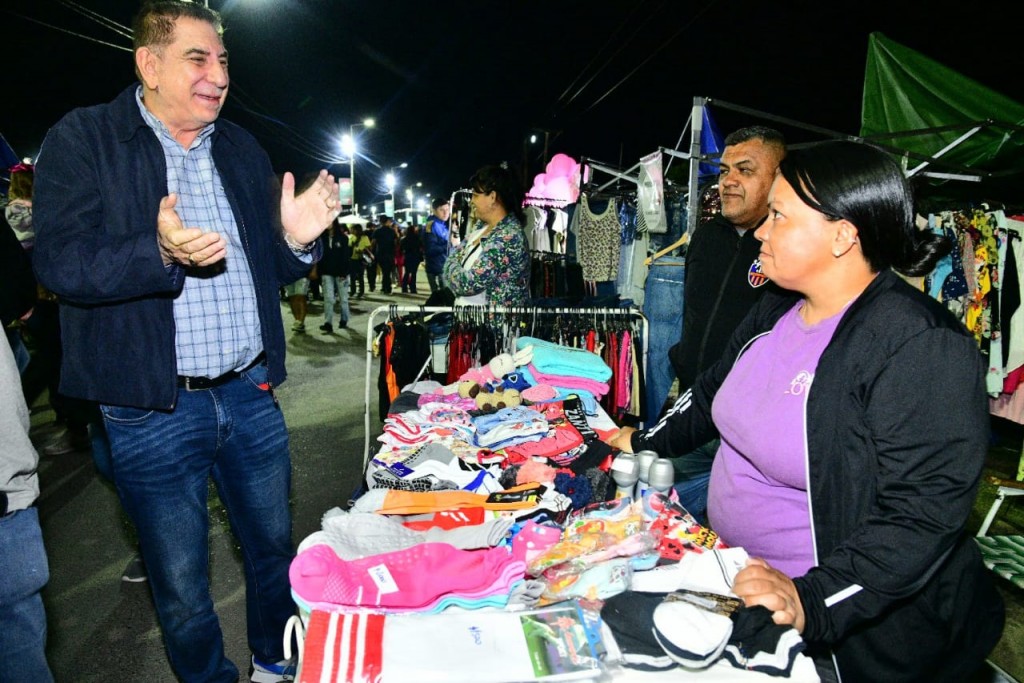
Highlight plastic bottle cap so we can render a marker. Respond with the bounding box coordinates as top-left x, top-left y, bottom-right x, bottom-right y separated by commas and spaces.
610, 453, 640, 485
635, 450, 658, 482
647, 458, 675, 491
